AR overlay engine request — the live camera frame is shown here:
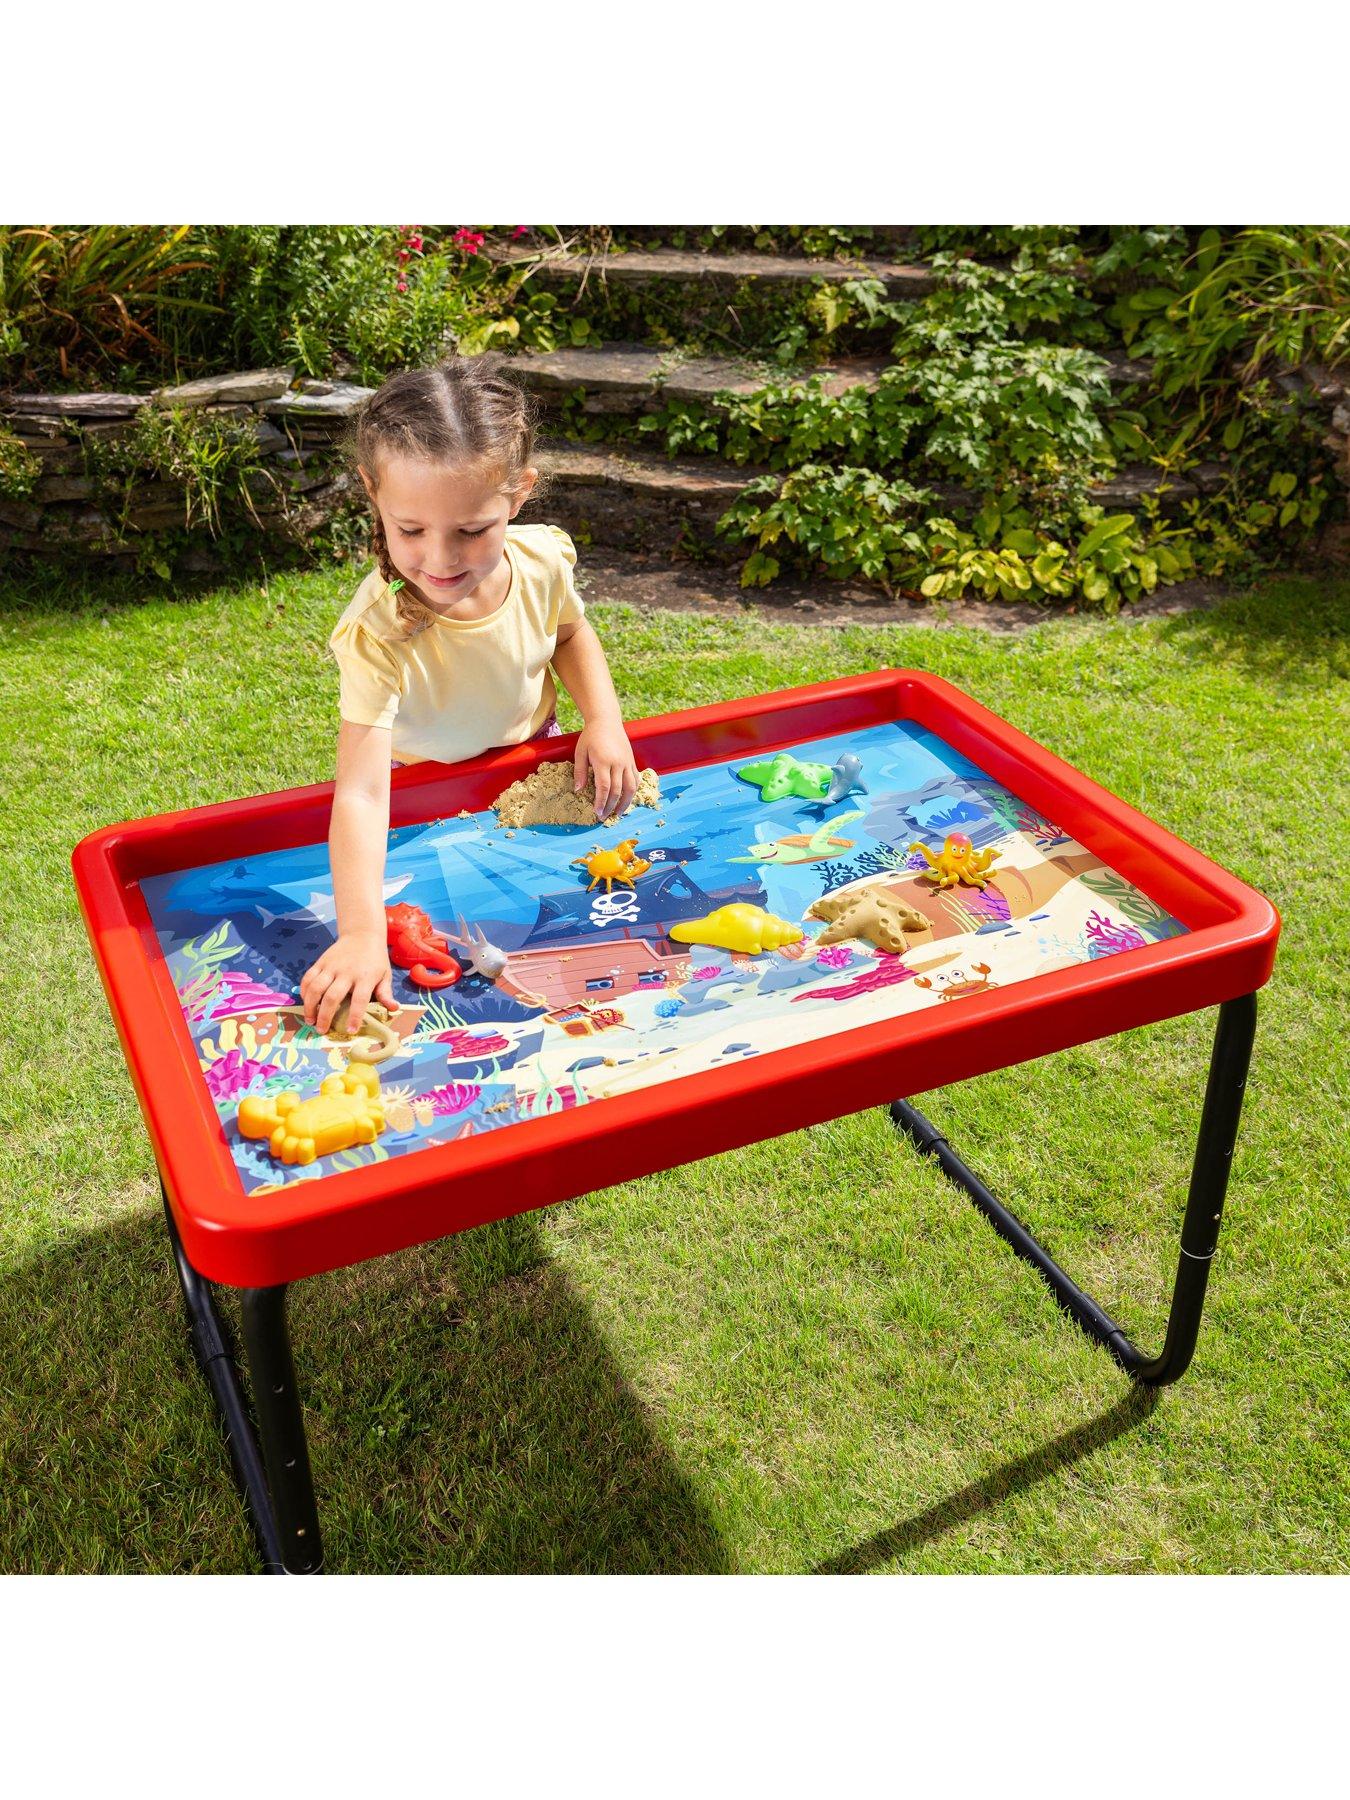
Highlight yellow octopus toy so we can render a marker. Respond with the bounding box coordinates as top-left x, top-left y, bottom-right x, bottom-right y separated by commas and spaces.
909, 832, 1002, 891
